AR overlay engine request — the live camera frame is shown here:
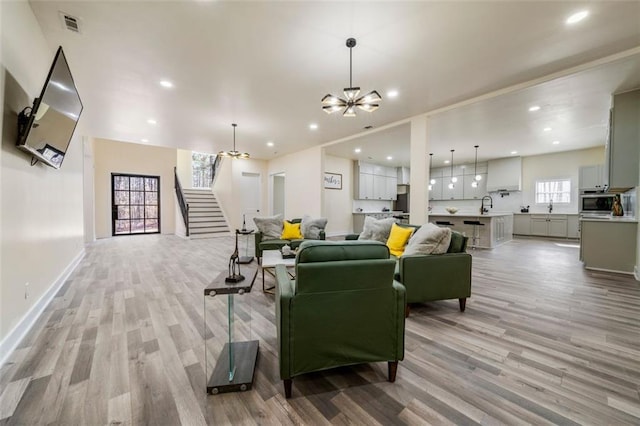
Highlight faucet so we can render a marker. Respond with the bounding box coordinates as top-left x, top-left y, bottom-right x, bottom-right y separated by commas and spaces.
480, 195, 493, 215
548, 199, 553, 213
